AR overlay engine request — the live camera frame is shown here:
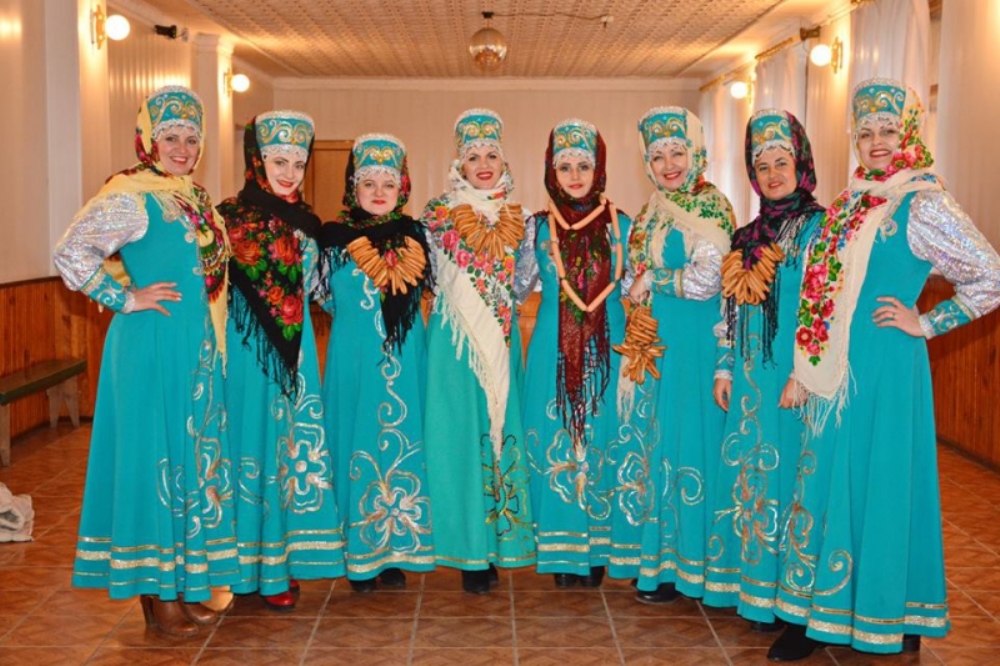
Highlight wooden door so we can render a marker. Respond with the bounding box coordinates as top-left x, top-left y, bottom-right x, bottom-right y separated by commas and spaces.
304, 140, 353, 222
